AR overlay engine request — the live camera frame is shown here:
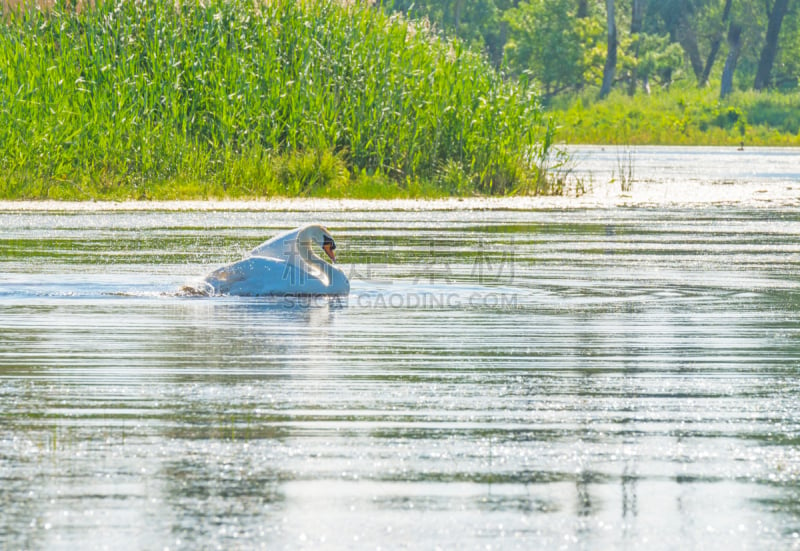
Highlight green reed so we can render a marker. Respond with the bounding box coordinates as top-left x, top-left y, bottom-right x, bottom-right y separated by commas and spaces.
0, 0, 555, 199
